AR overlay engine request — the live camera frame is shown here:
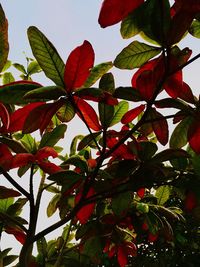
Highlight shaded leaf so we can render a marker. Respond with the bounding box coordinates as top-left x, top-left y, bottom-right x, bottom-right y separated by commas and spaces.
99, 102, 115, 128
120, 12, 140, 39
47, 194, 60, 217
56, 100, 75, 122
114, 87, 143, 102
77, 132, 101, 151
151, 149, 189, 164
47, 170, 82, 187
0, 186, 21, 199
0, 137, 28, 153
114, 41, 161, 69
64, 41, 94, 91
0, 102, 9, 130
0, 81, 42, 104
28, 26, 65, 87
24, 86, 66, 100
188, 118, 200, 154
112, 191, 132, 216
